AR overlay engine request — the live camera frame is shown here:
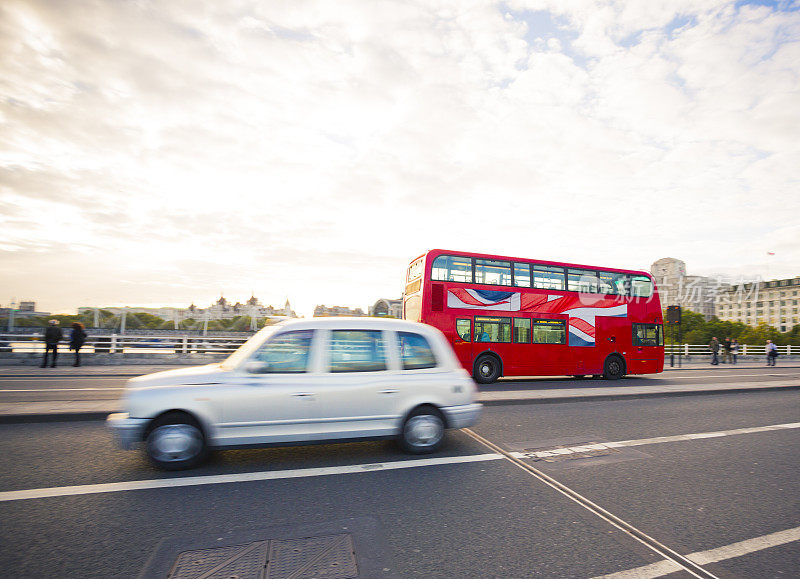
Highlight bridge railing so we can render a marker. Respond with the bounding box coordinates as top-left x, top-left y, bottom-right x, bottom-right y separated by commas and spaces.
0, 333, 251, 355
663, 343, 794, 356
0, 334, 794, 358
